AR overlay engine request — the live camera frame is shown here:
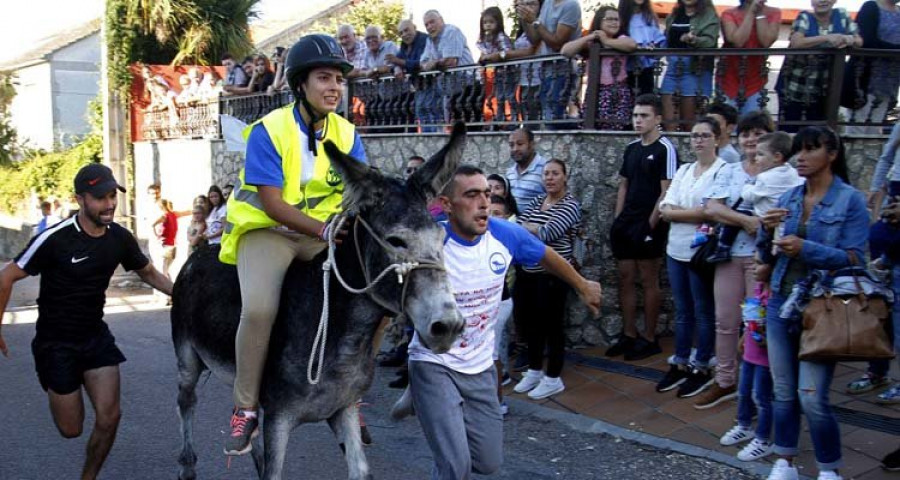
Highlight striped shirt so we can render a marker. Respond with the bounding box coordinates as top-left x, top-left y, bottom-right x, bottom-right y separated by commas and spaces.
516, 192, 581, 273
506, 154, 548, 210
